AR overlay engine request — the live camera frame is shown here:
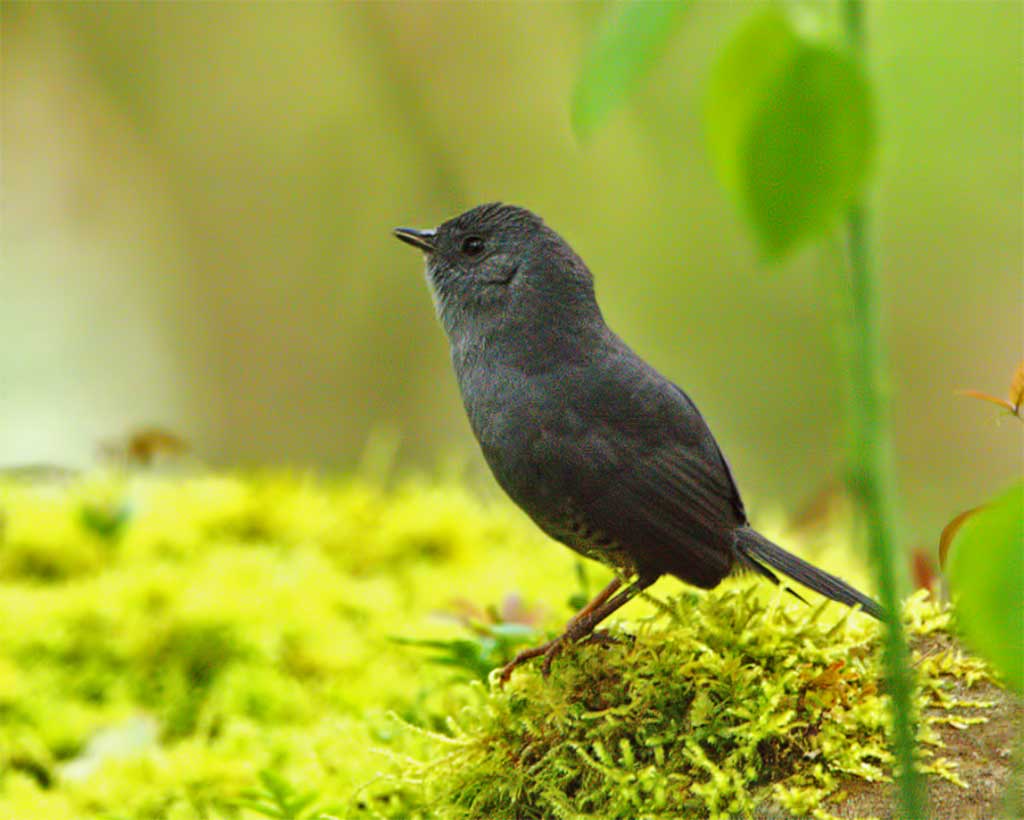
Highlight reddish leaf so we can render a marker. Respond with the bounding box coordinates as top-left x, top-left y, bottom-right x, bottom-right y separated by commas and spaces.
958, 361, 1024, 420
788, 478, 846, 532
938, 506, 985, 570
1009, 359, 1024, 412
955, 389, 1016, 413
910, 547, 938, 592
